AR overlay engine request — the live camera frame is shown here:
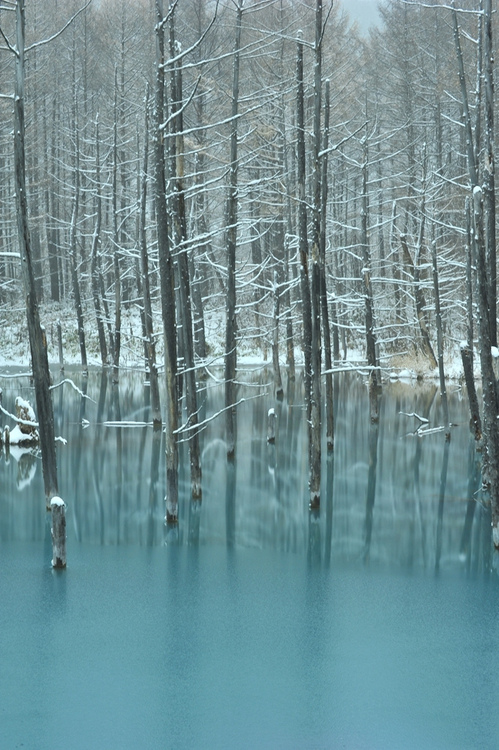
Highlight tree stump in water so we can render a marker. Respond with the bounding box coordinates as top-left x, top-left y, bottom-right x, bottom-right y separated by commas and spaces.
15, 397, 38, 439
267, 407, 276, 444
51, 497, 66, 569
